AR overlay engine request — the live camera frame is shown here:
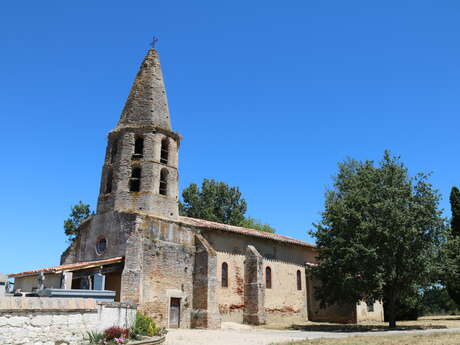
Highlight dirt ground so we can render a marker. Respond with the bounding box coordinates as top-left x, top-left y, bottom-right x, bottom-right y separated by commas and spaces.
276, 332, 460, 345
